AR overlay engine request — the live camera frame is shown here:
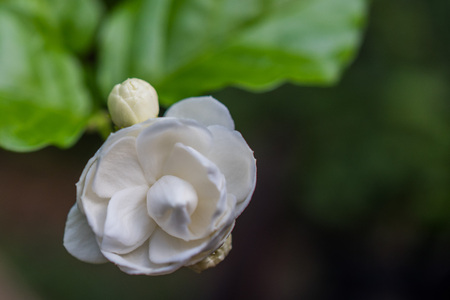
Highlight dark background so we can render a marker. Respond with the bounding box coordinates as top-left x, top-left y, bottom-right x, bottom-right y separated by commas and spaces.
1, 0, 449, 299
